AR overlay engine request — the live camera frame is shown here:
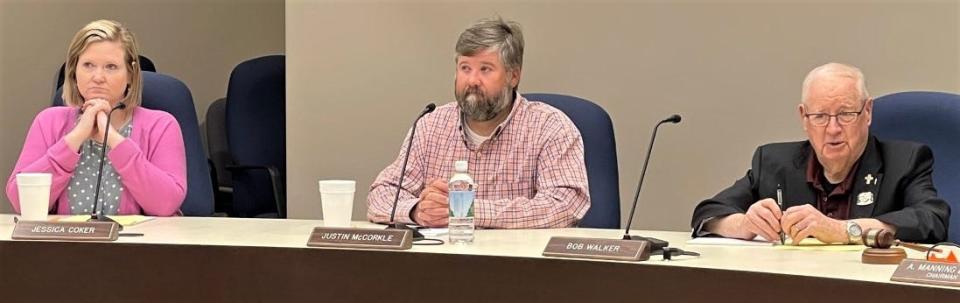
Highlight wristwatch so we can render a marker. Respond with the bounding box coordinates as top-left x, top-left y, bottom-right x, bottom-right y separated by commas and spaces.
846, 220, 863, 244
